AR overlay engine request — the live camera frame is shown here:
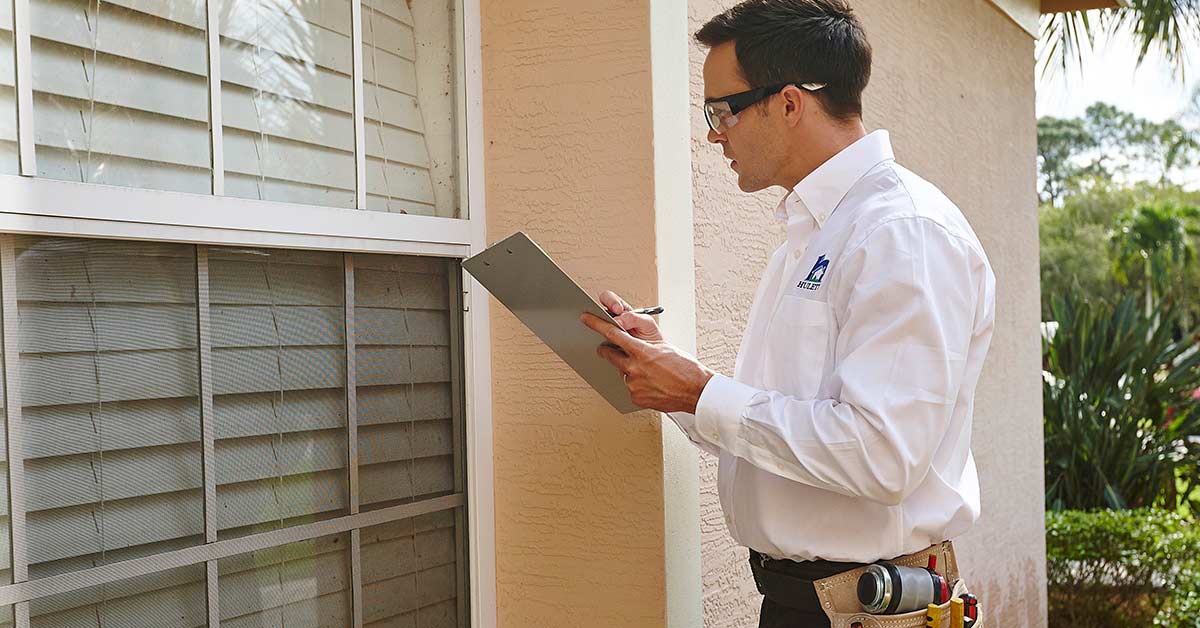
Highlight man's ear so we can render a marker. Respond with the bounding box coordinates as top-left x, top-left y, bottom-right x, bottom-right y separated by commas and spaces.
780, 86, 807, 127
